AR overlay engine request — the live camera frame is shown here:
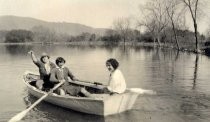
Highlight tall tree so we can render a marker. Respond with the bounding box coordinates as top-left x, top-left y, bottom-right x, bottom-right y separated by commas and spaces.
113, 17, 131, 45
138, 0, 169, 46
181, 0, 199, 52
166, 0, 181, 50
